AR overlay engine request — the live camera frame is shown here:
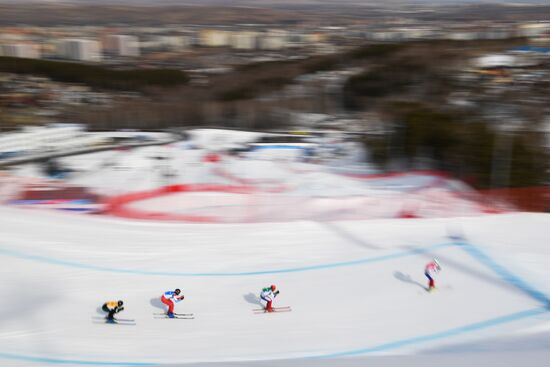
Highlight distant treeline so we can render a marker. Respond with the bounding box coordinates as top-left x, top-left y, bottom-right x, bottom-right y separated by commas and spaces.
217, 44, 406, 102
0, 57, 189, 90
